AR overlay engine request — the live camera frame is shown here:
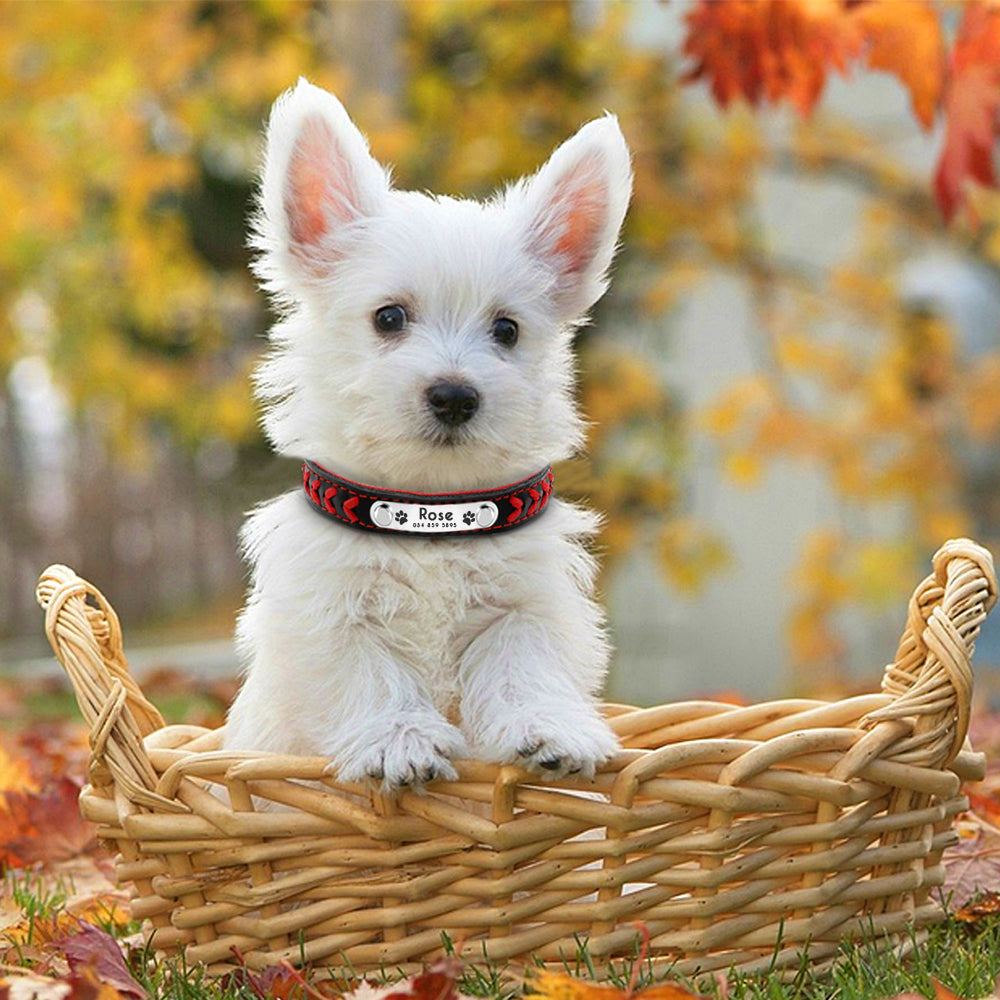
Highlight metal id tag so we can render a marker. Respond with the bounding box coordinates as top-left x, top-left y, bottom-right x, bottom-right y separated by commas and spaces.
369, 500, 500, 533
